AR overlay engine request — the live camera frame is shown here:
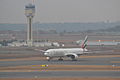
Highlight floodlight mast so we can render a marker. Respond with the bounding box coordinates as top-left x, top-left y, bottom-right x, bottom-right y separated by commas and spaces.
25, 3, 35, 46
